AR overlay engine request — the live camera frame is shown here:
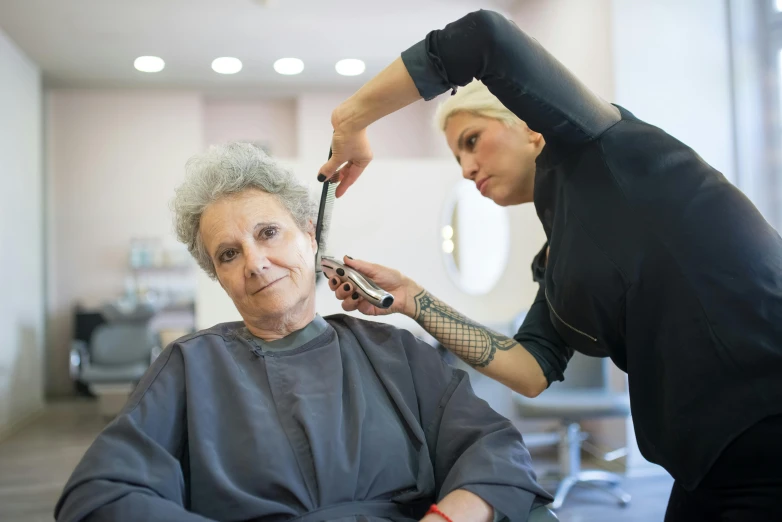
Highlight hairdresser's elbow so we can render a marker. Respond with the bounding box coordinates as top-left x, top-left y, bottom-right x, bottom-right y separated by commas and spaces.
514, 373, 548, 398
